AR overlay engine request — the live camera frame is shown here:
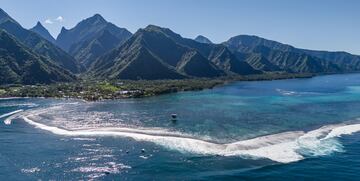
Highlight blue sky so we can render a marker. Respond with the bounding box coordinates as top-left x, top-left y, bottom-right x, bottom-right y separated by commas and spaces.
1, 0, 359, 54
